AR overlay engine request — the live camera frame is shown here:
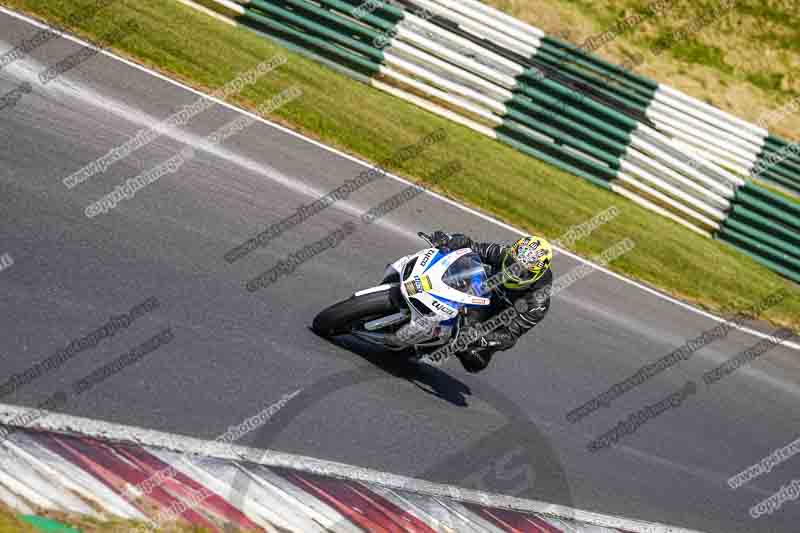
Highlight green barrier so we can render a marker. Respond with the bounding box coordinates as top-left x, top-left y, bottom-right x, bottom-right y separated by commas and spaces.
723, 218, 800, 264
313, 0, 398, 30
540, 36, 659, 93
238, 3, 618, 194
769, 160, 800, 181
519, 69, 640, 133
729, 205, 800, 249
767, 134, 791, 149
268, 0, 390, 34
232, 10, 375, 83
758, 156, 800, 184
757, 152, 800, 180
733, 194, 800, 236
332, 0, 405, 22
717, 227, 800, 284
771, 163, 800, 184
506, 96, 629, 157
771, 164, 800, 184
733, 191, 800, 234
513, 78, 636, 136
767, 146, 800, 171
764, 134, 794, 156
507, 88, 630, 144
756, 168, 800, 196
496, 131, 614, 190
539, 38, 800, 190
740, 182, 800, 219
524, 40, 651, 99
248, 1, 384, 61
534, 46, 652, 101
725, 182, 800, 285
503, 111, 621, 168
495, 125, 617, 180
531, 58, 651, 115
759, 141, 800, 174
765, 151, 800, 172
241, 8, 382, 75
